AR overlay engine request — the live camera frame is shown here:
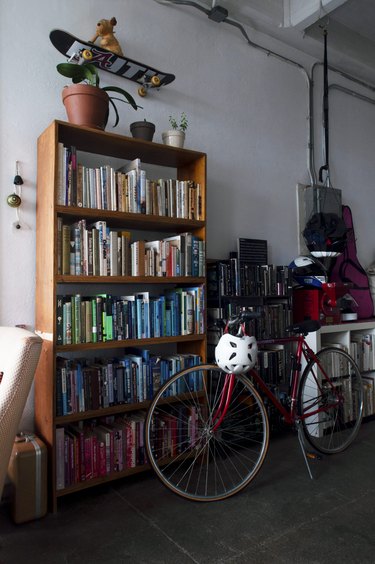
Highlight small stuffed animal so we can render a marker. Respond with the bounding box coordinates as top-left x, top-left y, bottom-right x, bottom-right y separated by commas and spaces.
90, 17, 124, 56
